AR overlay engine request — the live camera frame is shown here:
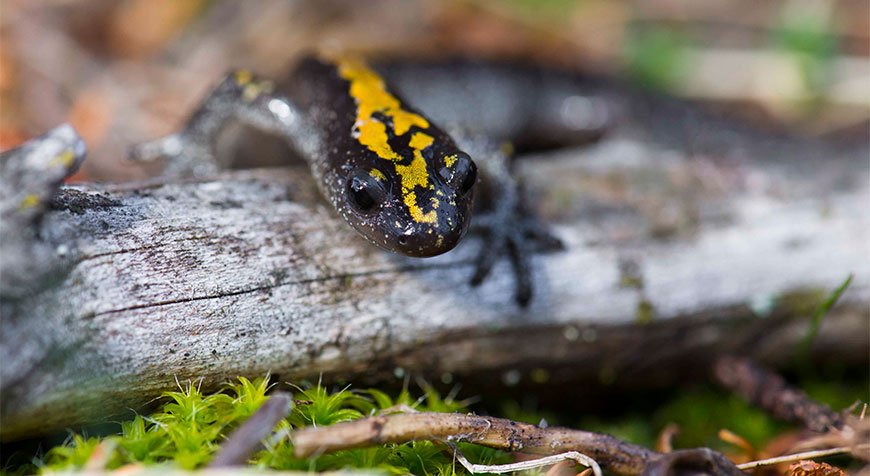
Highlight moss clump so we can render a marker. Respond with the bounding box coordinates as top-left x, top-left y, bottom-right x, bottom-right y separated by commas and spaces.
27, 377, 510, 475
